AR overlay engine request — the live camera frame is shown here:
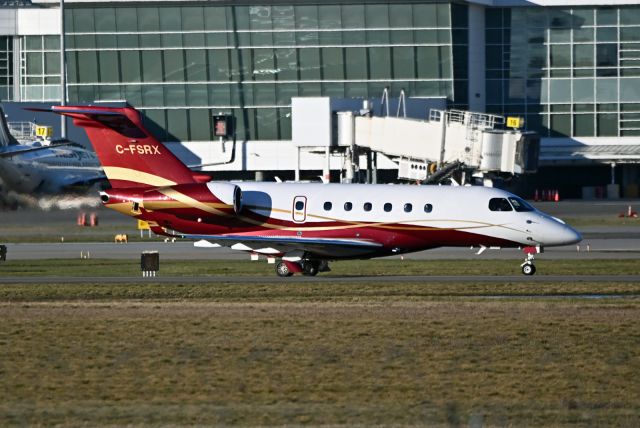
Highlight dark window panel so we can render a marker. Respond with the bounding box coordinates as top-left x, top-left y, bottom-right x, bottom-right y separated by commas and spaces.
253, 83, 275, 105
138, 7, 160, 32
123, 84, 142, 105
596, 7, 617, 26
184, 33, 205, 47
298, 49, 321, 80
189, 108, 211, 140
273, 5, 295, 30
115, 7, 136, 32
597, 27, 618, 43
572, 8, 594, 26
73, 9, 94, 33
252, 49, 276, 81
574, 113, 595, 136
186, 84, 207, 106
141, 51, 162, 82
369, 48, 391, 80
550, 44, 571, 68
295, 5, 318, 29
322, 82, 345, 98
274, 49, 298, 81
597, 113, 618, 136
550, 113, 571, 137
345, 47, 366, 80
208, 50, 231, 82
276, 83, 298, 105
342, 5, 364, 28
185, 50, 207, 82
77, 51, 97, 82
573, 44, 594, 68
26, 52, 42, 75
392, 47, 415, 80
365, 4, 389, 28
208, 84, 231, 106
95, 85, 119, 102
573, 27, 594, 43
255, 108, 278, 139
142, 84, 163, 106
204, 7, 229, 31
97, 51, 118, 83
160, 7, 182, 32
166, 109, 189, 141
163, 50, 185, 82
96, 34, 117, 49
